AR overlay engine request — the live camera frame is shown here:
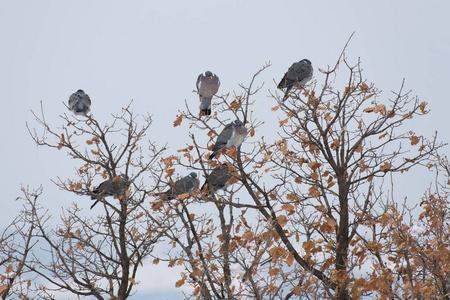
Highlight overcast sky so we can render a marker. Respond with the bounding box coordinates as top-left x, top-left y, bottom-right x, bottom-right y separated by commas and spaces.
1, 0, 449, 299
